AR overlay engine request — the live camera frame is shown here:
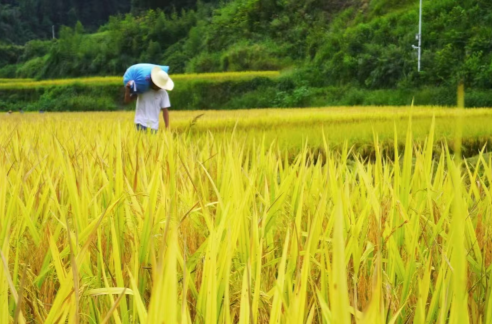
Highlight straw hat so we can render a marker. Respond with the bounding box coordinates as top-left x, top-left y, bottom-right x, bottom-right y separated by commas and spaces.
151, 66, 174, 91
